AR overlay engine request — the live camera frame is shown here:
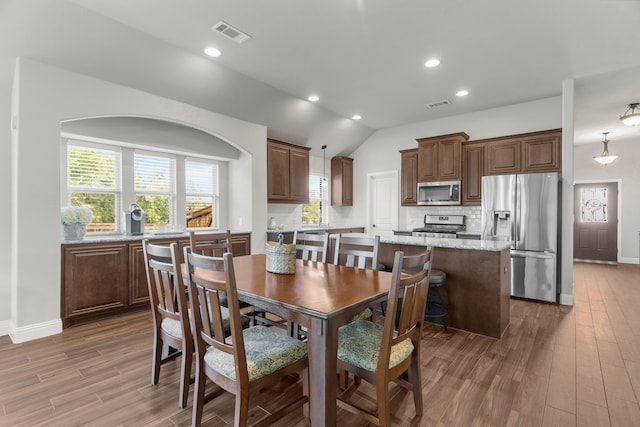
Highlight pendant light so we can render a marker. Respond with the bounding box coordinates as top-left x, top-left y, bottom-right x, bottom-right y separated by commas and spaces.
593, 132, 619, 165
620, 102, 640, 126
321, 145, 328, 187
